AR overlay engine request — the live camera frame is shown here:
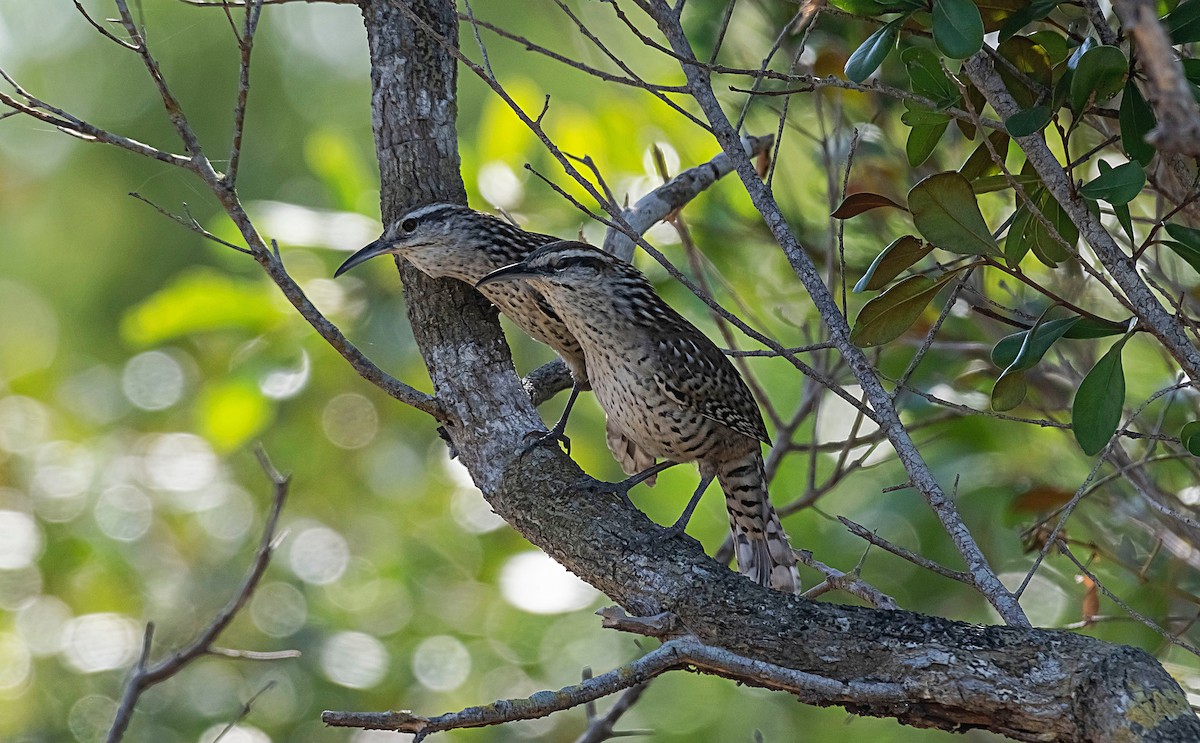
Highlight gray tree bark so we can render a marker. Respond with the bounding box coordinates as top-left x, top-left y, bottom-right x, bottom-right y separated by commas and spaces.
356, 1, 1200, 740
